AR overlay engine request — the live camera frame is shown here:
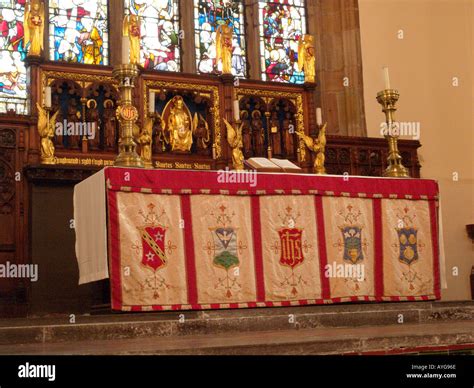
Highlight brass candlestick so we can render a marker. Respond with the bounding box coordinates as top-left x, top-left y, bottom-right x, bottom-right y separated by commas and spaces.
113, 64, 143, 168
376, 89, 409, 178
